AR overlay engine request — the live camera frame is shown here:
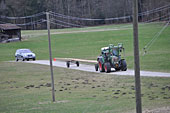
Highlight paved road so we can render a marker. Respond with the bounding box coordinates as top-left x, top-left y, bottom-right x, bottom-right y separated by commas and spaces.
25, 60, 170, 77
